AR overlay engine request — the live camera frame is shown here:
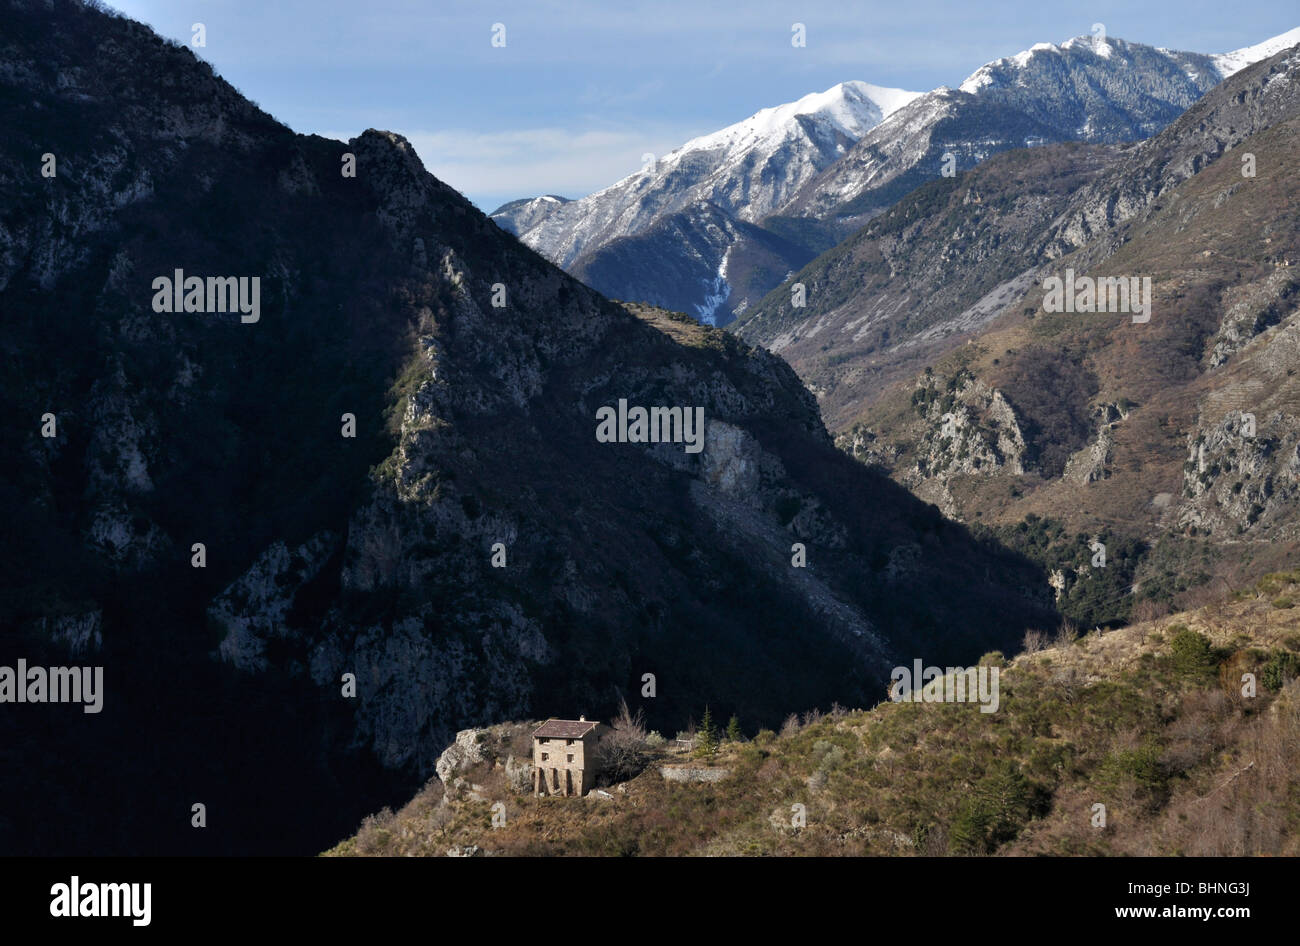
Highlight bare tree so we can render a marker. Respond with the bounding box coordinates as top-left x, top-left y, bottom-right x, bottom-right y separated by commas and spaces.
1055, 620, 1080, 647
597, 697, 651, 785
